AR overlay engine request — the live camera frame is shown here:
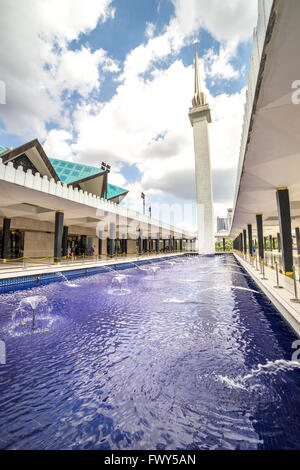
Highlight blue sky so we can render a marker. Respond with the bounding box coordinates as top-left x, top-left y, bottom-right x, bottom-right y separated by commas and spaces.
0, 0, 258, 230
